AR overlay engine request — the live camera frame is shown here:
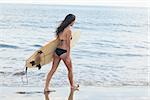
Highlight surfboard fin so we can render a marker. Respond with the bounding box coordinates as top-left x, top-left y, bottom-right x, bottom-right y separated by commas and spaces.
37, 50, 43, 54
30, 61, 35, 66
36, 64, 41, 70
